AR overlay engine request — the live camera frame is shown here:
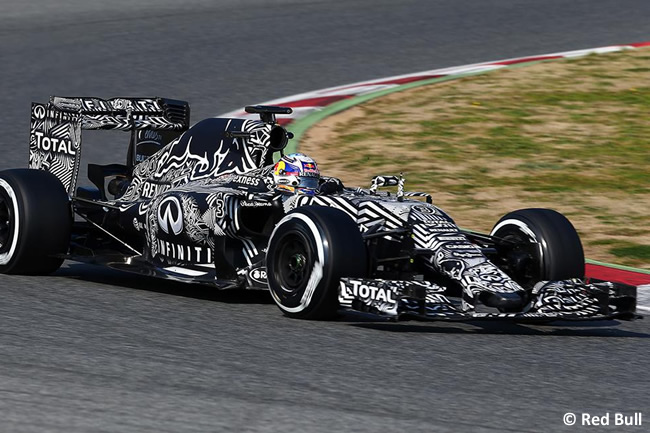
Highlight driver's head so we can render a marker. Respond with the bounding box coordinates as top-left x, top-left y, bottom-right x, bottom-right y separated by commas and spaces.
273, 153, 320, 196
